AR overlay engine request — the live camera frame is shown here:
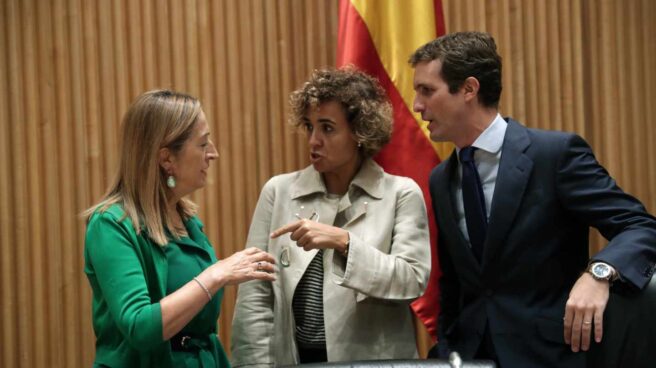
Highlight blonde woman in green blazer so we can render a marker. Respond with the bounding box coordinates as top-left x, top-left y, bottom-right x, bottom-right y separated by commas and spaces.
84, 90, 276, 368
